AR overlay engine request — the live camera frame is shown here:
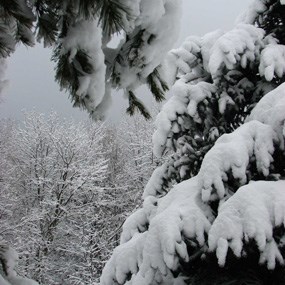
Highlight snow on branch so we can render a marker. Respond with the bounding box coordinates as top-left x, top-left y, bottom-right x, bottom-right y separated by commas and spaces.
169, 36, 202, 76
248, 82, 285, 149
0, 245, 39, 285
100, 233, 146, 285
143, 163, 171, 198
101, 178, 212, 284
153, 80, 216, 157
208, 180, 285, 270
101, 66, 285, 285
259, 44, 285, 81
198, 120, 276, 202
209, 24, 265, 76
58, 19, 107, 119
167, 29, 223, 79
237, 0, 267, 24
113, 0, 182, 91
120, 195, 159, 244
